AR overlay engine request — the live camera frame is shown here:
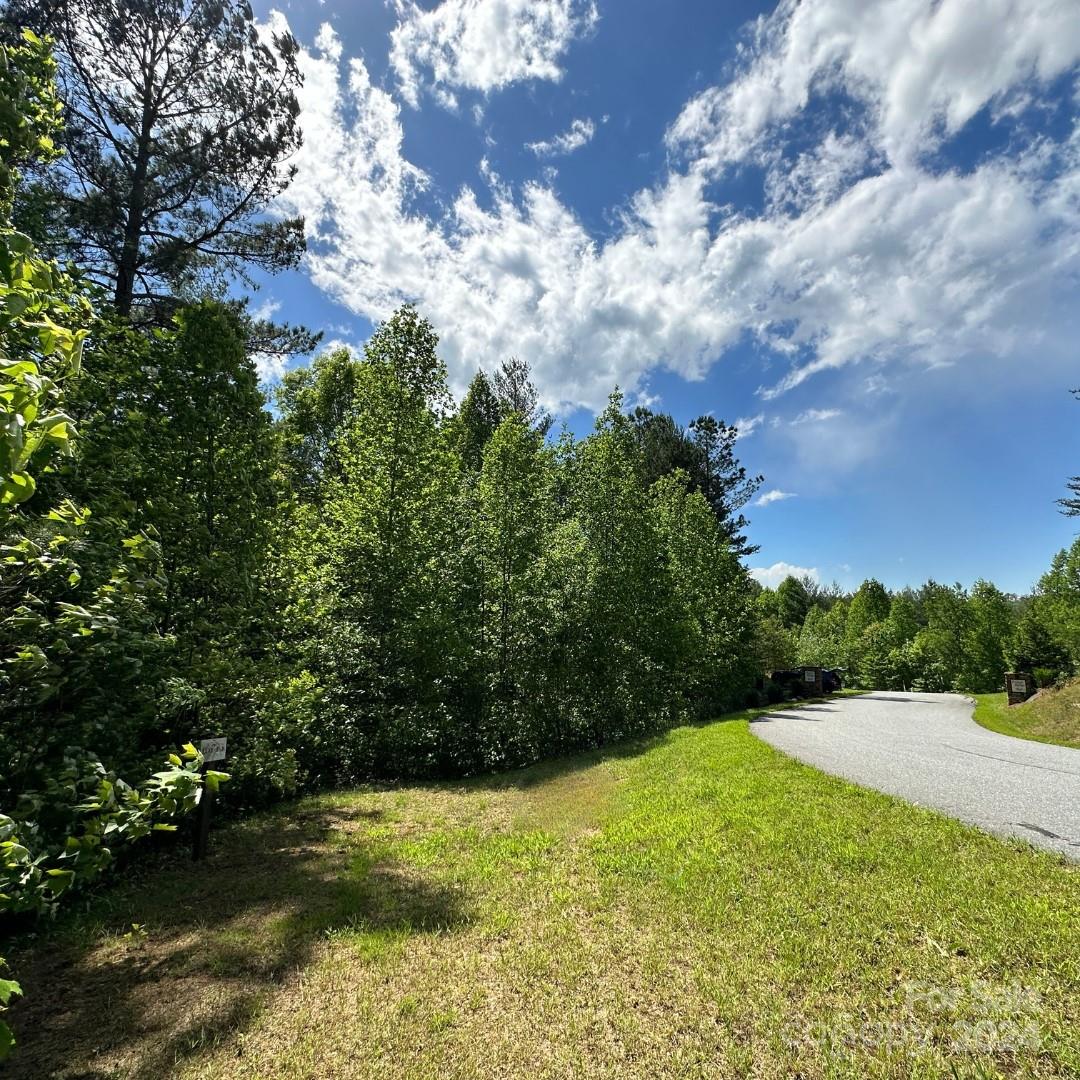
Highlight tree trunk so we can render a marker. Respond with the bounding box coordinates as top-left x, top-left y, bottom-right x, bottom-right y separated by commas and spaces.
114, 71, 157, 316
